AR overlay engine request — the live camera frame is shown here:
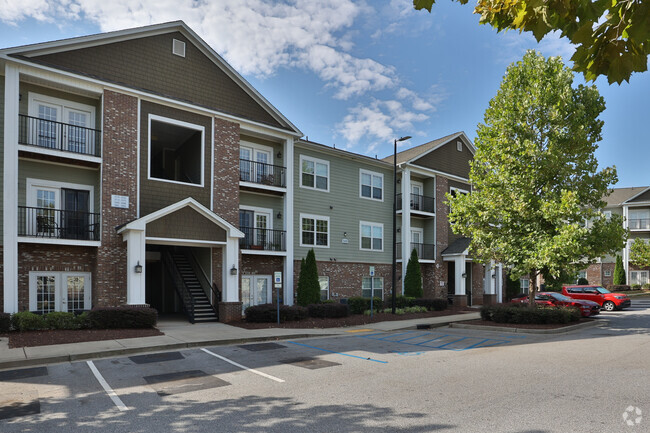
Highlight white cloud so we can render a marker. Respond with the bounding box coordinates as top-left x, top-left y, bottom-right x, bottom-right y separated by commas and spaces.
496, 29, 576, 66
